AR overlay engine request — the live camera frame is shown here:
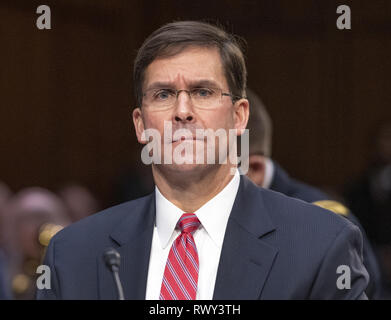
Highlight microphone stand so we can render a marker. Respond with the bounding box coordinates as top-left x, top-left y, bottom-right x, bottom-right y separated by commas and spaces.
103, 249, 125, 300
